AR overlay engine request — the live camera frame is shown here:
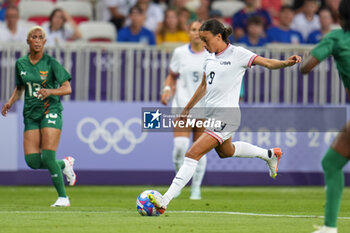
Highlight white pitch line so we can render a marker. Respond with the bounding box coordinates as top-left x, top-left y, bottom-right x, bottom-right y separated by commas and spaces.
0, 210, 349, 220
